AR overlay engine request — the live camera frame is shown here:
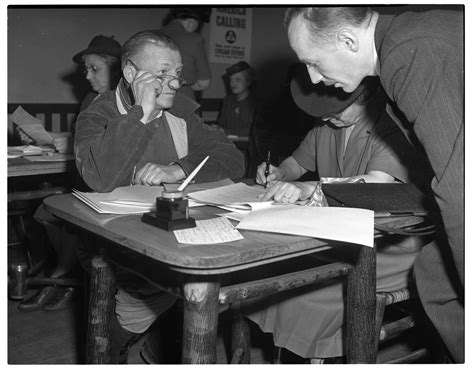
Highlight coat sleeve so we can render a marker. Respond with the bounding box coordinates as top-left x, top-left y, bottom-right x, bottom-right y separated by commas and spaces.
74, 99, 155, 192
175, 112, 246, 182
